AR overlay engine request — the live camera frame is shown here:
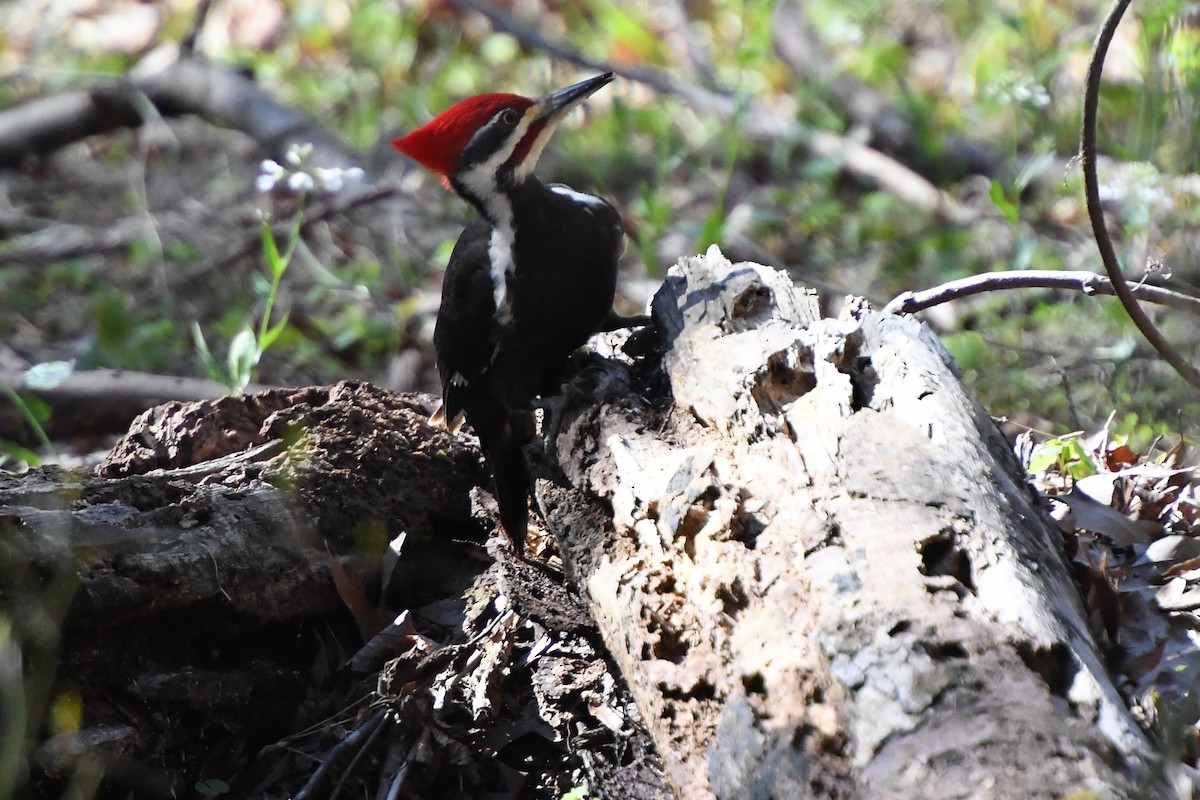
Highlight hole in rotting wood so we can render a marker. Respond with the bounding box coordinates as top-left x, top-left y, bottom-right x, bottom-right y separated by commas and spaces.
750, 347, 816, 417
847, 355, 877, 411
729, 493, 766, 550
1014, 641, 1075, 698
920, 640, 969, 661
728, 284, 774, 329
918, 530, 976, 596
662, 679, 716, 701
716, 578, 750, 618
651, 623, 690, 663
742, 672, 766, 696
